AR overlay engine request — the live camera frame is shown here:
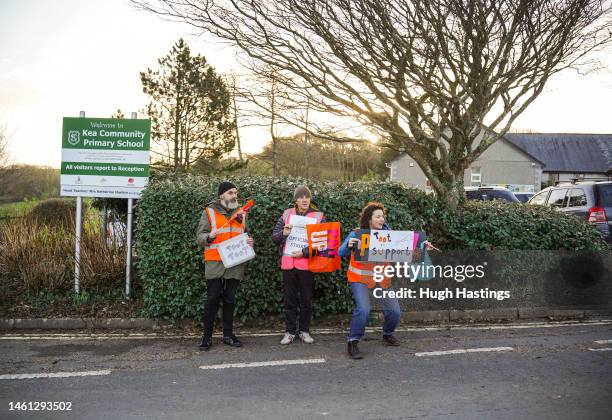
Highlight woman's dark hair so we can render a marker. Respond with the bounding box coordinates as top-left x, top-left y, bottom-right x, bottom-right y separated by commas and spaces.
359, 202, 386, 229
